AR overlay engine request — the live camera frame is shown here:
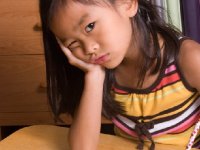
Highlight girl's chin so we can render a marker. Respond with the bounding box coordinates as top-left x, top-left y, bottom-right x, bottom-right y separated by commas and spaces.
102, 62, 121, 69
